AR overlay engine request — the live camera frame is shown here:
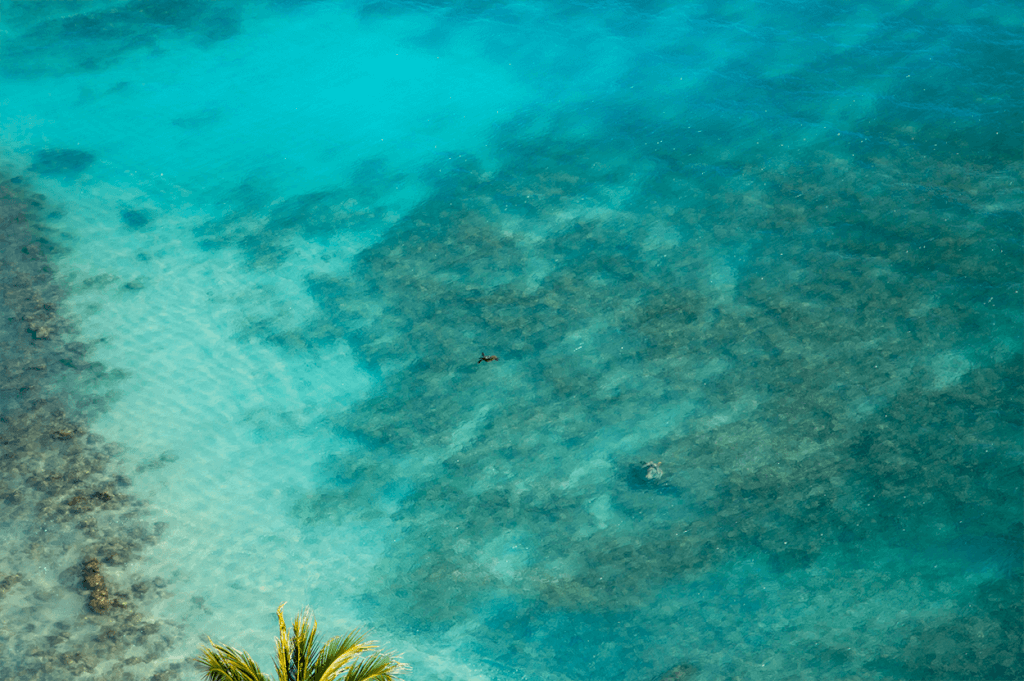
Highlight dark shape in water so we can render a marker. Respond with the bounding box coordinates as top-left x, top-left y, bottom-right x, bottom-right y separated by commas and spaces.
641, 460, 663, 481
120, 208, 151, 230
171, 108, 221, 129
654, 663, 699, 681
0, 573, 22, 598
29, 148, 95, 176
628, 460, 664, 486
82, 558, 111, 613
626, 460, 679, 494
477, 352, 499, 363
